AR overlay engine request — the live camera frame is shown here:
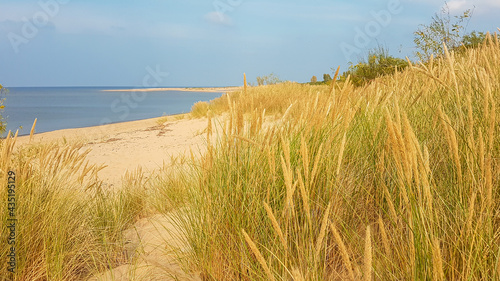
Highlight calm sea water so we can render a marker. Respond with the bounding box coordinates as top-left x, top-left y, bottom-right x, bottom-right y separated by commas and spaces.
1, 87, 223, 136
